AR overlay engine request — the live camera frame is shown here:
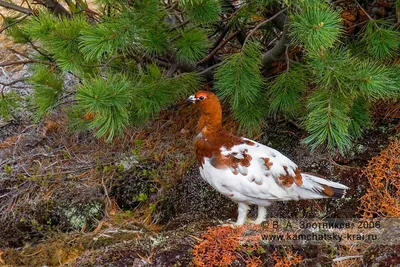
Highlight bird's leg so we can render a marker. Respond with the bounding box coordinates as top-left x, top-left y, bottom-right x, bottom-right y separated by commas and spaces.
235, 203, 250, 225
251, 206, 267, 224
